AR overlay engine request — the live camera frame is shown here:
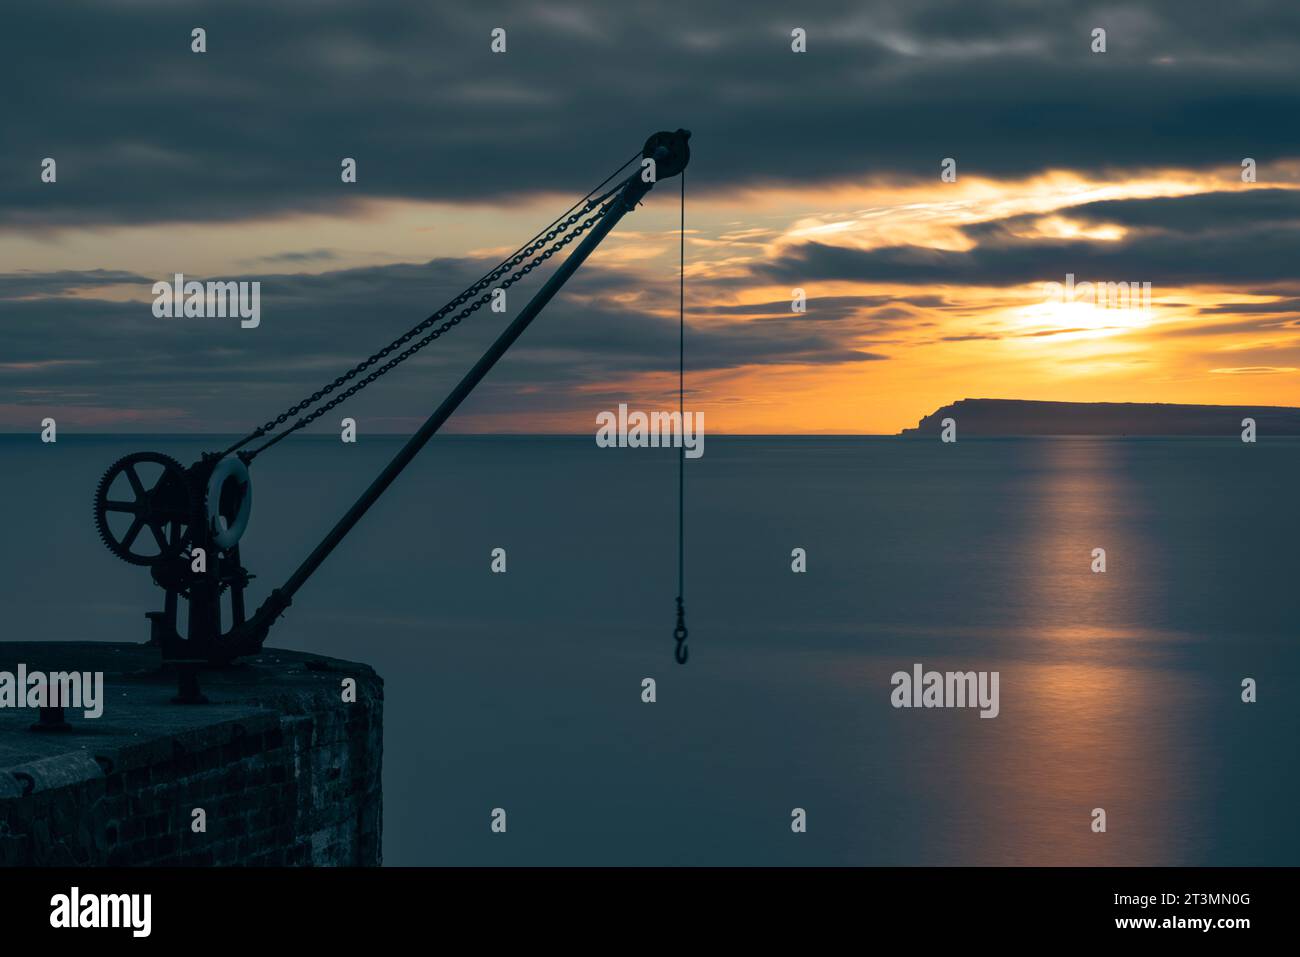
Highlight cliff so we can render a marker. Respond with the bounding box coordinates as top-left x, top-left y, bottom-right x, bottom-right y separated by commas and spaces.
901, 398, 1300, 436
